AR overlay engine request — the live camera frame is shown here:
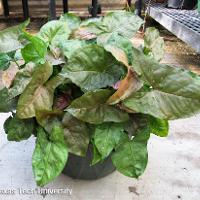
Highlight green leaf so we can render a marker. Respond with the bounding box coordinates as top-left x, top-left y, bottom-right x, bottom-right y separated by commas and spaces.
120, 48, 200, 119
3, 113, 35, 141
97, 33, 134, 66
17, 62, 53, 119
91, 144, 102, 165
73, 19, 107, 40
111, 127, 150, 178
62, 112, 89, 156
32, 126, 68, 186
0, 20, 29, 53
38, 20, 71, 59
148, 116, 169, 137
21, 32, 48, 64
61, 44, 126, 91
144, 27, 164, 62
59, 13, 81, 31
93, 123, 125, 159
0, 88, 17, 112
123, 90, 200, 120
102, 11, 143, 38
131, 48, 200, 100
7, 62, 35, 98
115, 131, 130, 150
59, 39, 87, 59
0, 51, 21, 71
73, 11, 143, 40
0, 53, 12, 70
125, 113, 169, 137
35, 109, 63, 133
66, 89, 129, 124
38, 20, 71, 47
0, 63, 35, 112
81, 18, 103, 26
124, 114, 148, 137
